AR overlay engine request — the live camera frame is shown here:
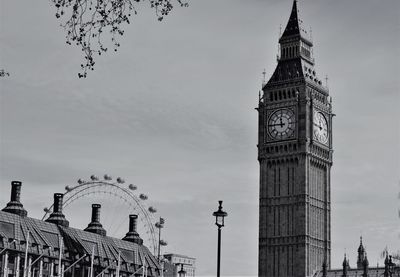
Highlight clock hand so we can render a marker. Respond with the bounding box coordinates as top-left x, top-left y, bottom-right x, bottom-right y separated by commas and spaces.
313, 121, 323, 130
